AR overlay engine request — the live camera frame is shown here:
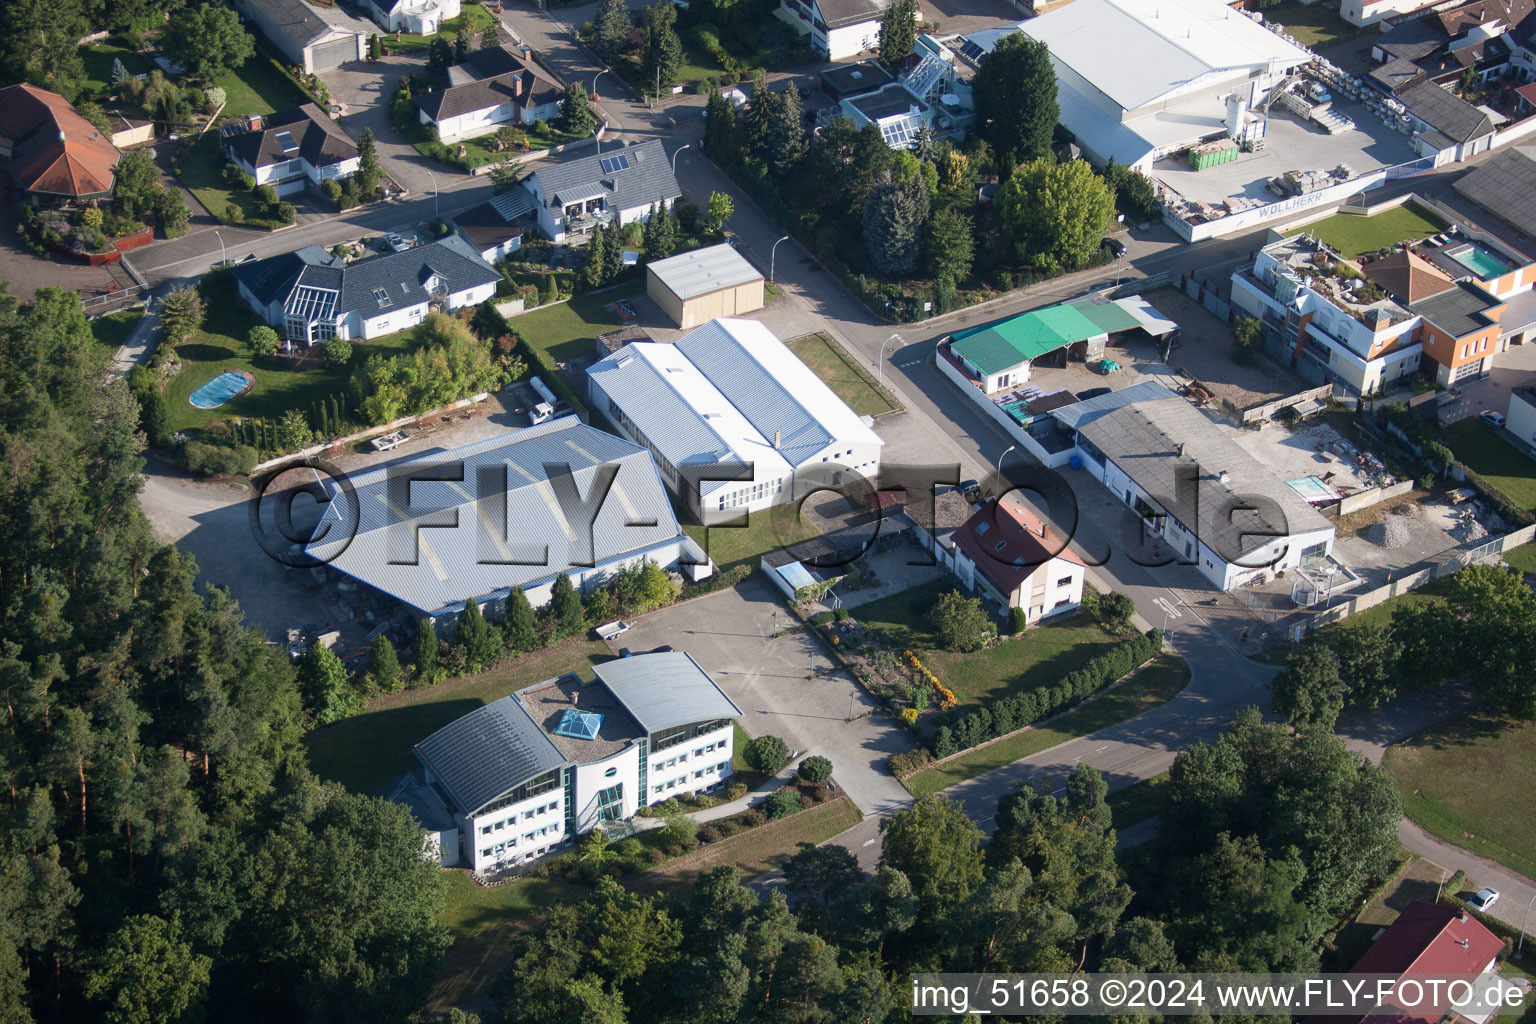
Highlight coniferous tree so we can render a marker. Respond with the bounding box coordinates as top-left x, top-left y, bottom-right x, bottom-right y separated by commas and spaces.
766, 82, 807, 176
703, 87, 743, 165
503, 586, 539, 652
742, 74, 777, 159
602, 220, 624, 283
458, 597, 501, 669
582, 224, 609, 290
973, 33, 1059, 167
412, 618, 440, 682
366, 634, 402, 693
877, 0, 918, 70
558, 80, 596, 135
354, 128, 382, 200
863, 172, 930, 275
592, 0, 632, 59
642, 1, 682, 94
550, 572, 585, 637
